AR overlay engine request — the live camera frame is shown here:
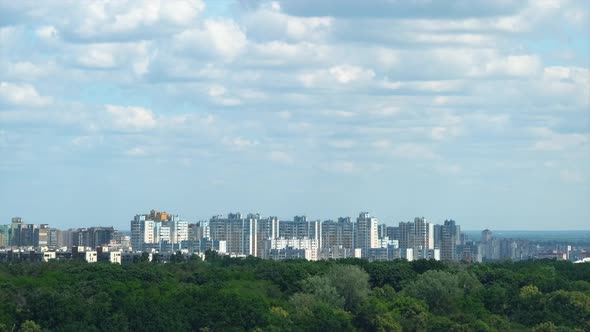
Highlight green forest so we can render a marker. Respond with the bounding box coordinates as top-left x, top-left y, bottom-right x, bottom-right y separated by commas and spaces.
0, 254, 589, 332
